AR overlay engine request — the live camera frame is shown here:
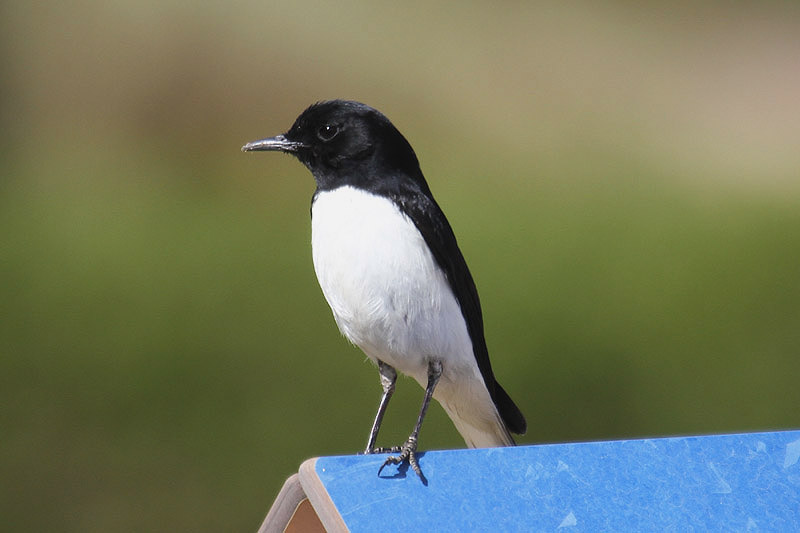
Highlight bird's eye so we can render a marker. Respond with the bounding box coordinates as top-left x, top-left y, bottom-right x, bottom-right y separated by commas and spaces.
317, 124, 339, 141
